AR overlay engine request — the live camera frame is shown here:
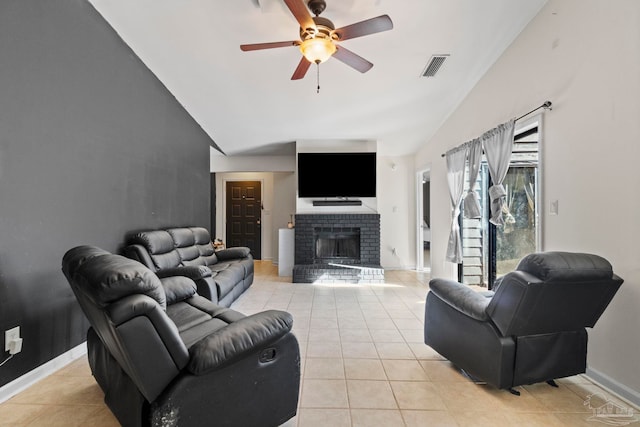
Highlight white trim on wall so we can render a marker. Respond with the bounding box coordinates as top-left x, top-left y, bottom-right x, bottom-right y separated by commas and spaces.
0, 342, 87, 404
586, 367, 640, 409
